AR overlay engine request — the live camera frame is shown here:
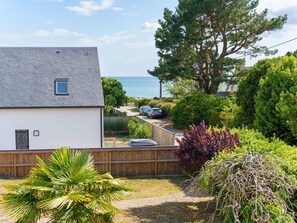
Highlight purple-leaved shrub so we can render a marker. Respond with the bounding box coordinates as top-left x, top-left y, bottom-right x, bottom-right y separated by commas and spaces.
176, 121, 240, 174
